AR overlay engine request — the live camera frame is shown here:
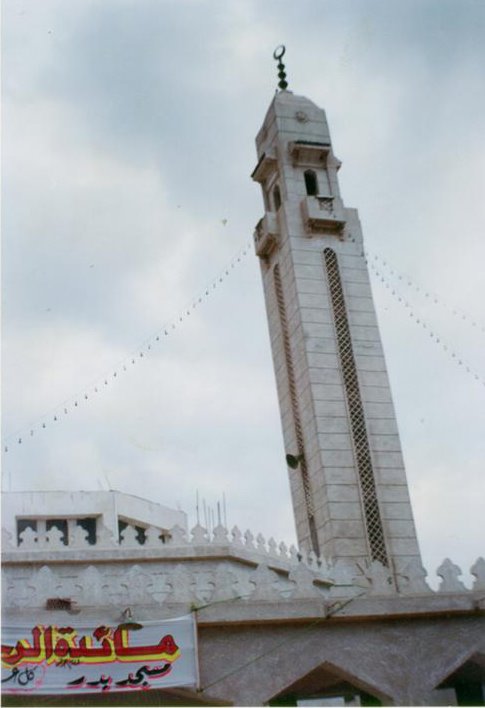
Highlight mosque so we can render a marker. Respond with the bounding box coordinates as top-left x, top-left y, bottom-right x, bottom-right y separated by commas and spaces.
2, 49, 484, 706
